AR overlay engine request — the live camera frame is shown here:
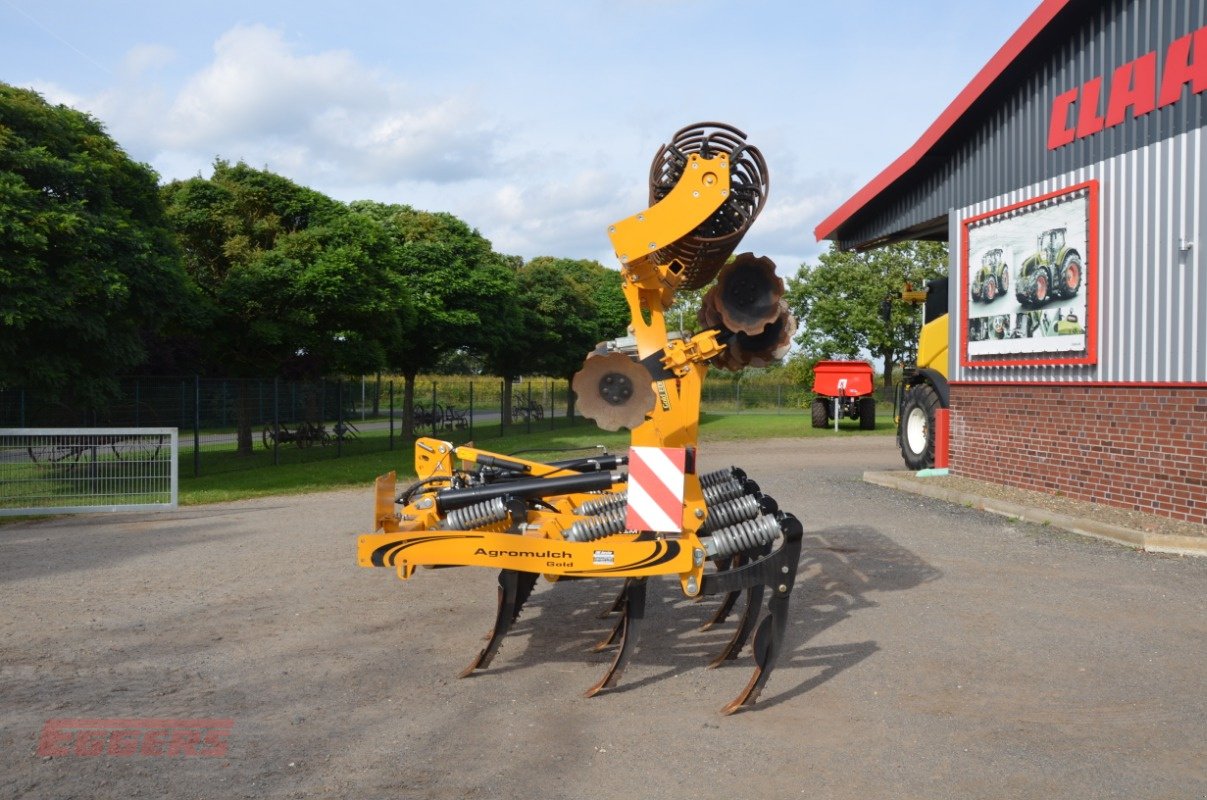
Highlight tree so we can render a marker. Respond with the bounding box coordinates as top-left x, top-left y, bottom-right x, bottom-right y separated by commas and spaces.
785, 241, 948, 389
162, 162, 405, 453
0, 84, 192, 407
513, 257, 629, 417
349, 202, 516, 434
